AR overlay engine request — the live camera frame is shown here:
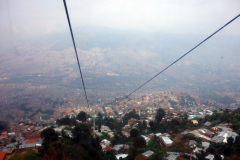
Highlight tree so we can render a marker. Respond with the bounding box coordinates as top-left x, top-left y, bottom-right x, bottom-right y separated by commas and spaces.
98, 123, 101, 132
134, 136, 146, 148
196, 153, 205, 160
77, 111, 87, 122
56, 117, 72, 126
130, 128, 139, 138
122, 110, 140, 125
72, 123, 91, 145
155, 108, 165, 122
11, 138, 16, 143
235, 136, 240, 144
97, 112, 103, 120
171, 118, 180, 126
149, 121, 155, 131
227, 137, 234, 146
214, 154, 222, 160
142, 121, 147, 128
149, 150, 167, 160
40, 127, 58, 142
104, 117, 109, 124
206, 145, 215, 154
